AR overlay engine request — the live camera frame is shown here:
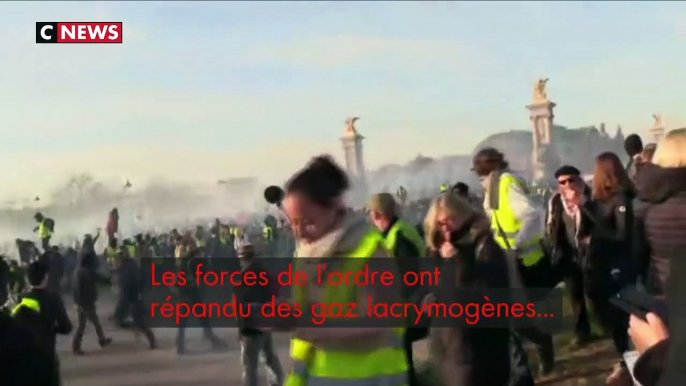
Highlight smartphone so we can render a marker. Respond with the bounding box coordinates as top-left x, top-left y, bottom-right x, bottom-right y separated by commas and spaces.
609, 294, 648, 321
609, 286, 669, 324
